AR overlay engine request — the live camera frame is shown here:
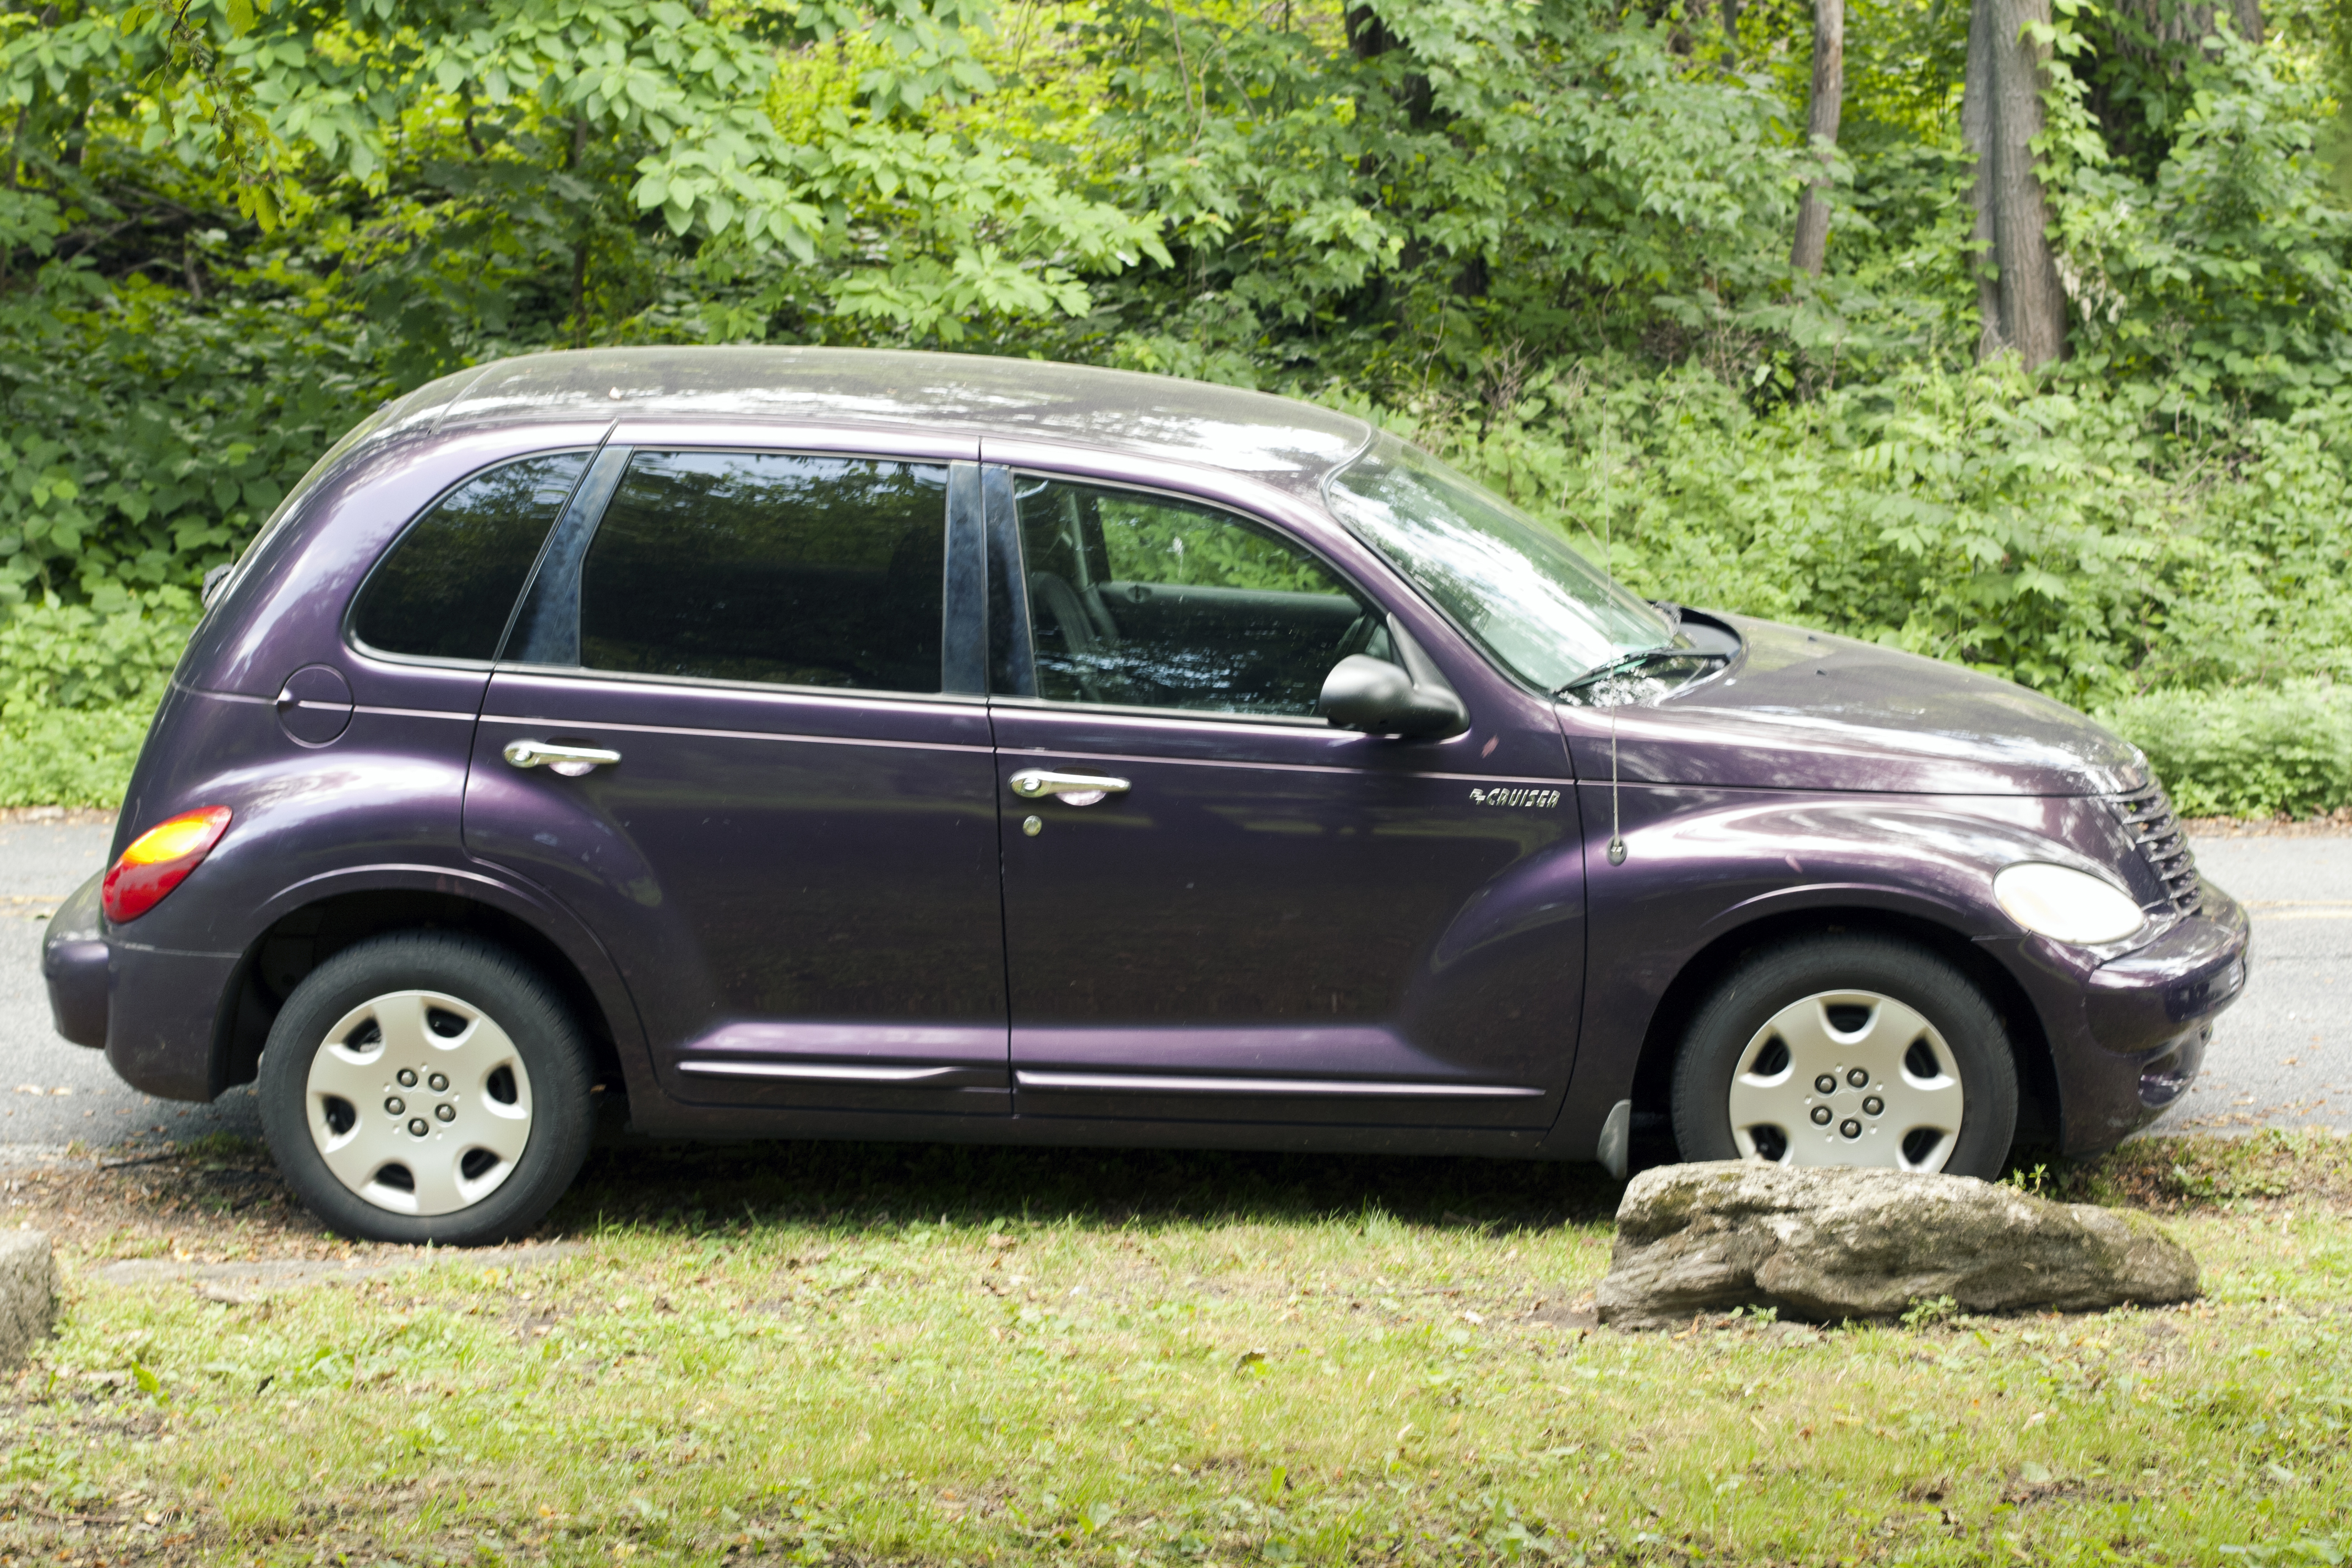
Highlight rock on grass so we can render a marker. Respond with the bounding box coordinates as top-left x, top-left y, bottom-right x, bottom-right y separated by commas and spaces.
1597, 1162, 2198, 1329
0, 1232, 52, 1368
